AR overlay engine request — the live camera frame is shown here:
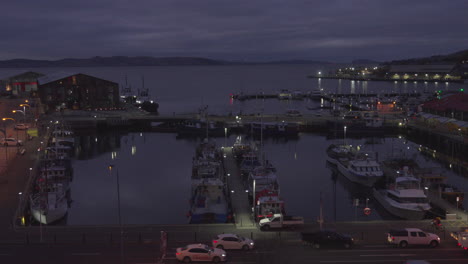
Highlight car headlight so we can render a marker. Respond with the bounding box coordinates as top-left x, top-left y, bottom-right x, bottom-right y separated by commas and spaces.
221, 254, 226, 257
250, 242, 254, 246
